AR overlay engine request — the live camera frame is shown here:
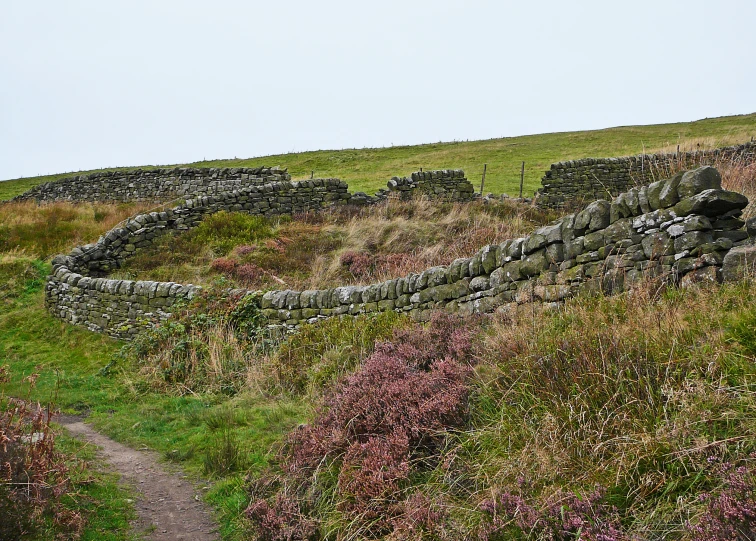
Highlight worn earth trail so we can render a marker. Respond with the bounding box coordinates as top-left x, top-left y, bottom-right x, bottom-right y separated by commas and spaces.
60, 416, 219, 540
